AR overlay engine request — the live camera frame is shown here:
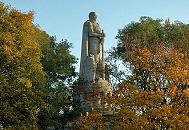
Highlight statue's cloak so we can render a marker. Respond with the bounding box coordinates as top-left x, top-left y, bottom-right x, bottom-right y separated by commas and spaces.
79, 21, 90, 80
